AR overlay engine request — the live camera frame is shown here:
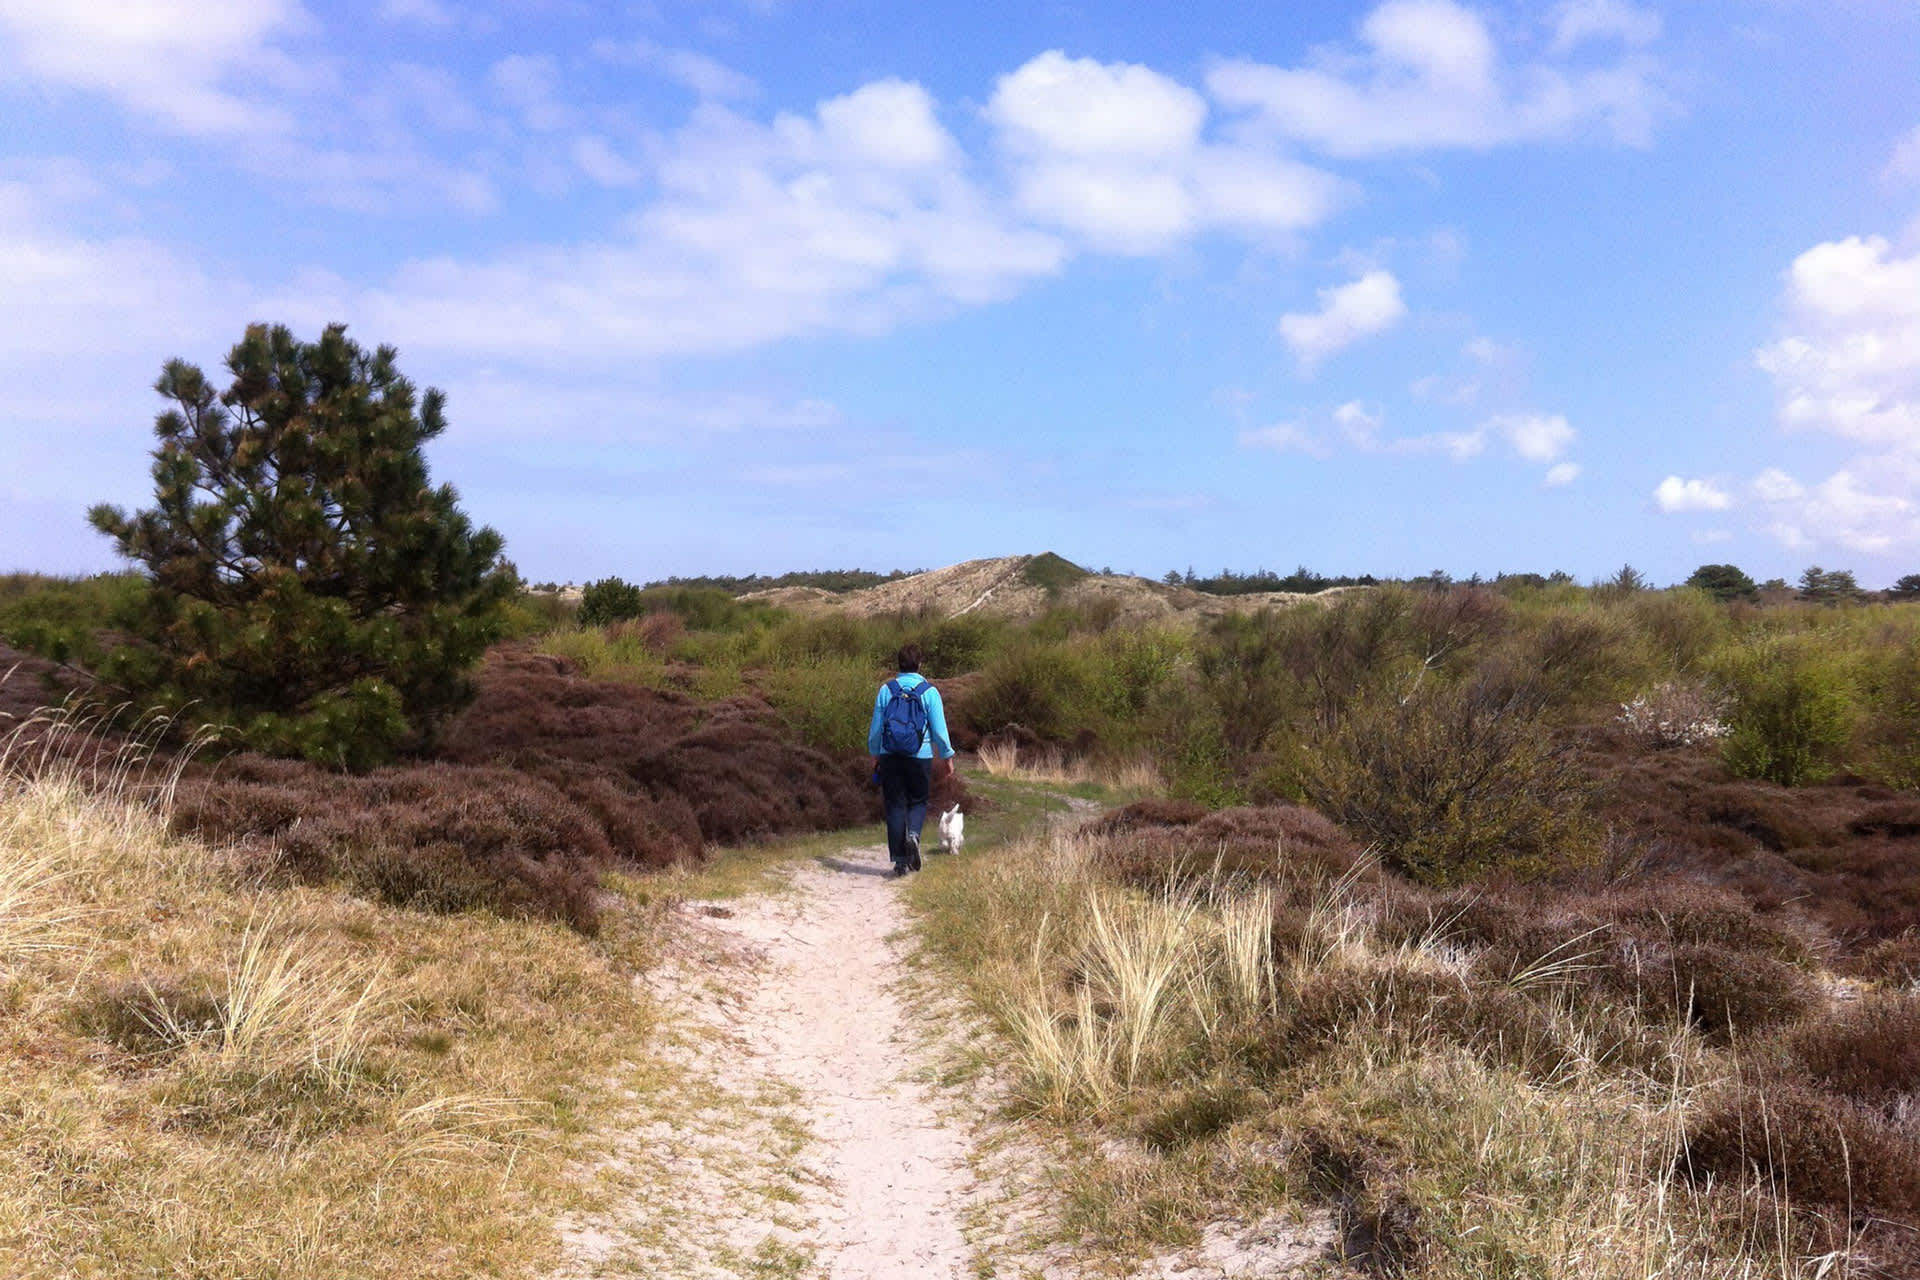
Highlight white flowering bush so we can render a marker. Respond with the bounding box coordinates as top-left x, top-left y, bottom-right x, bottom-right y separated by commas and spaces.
1618, 680, 1729, 748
